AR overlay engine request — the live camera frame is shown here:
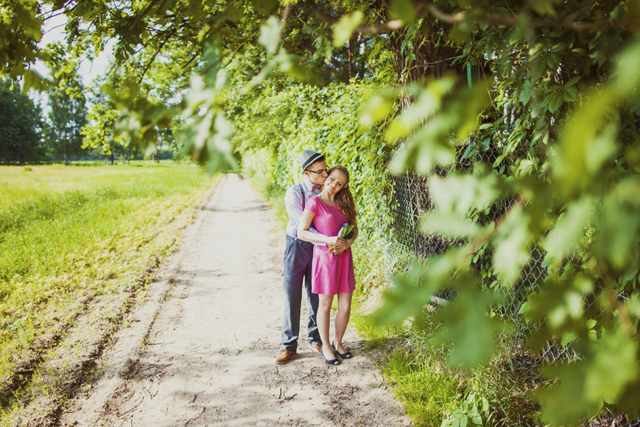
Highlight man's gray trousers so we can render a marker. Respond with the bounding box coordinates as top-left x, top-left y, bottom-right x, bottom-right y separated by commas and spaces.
281, 235, 320, 351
